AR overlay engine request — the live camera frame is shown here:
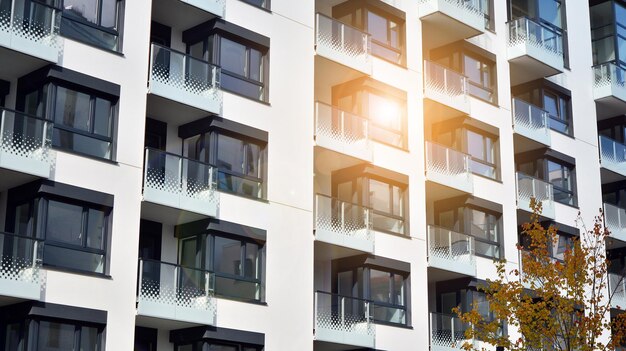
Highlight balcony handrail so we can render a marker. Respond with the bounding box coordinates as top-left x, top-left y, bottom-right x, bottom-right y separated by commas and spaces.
516, 172, 554, 202
0, 107, 54, 124
315, 12, 372, 38
139, 258, 215, 276
424, 60, 469, 82
423, 60, 469, 99
427, 225, 475, 248
143, 147, 218, 170
315, 290, 374, 304
150, 42, 221, 70
511, 98, 550, 129
507, 16, 563, 54
593, 62, 626, 88
314, 101, 370, 131
315, 193, 368, 211
425, 140, 471, 173
0, 231, 44, 243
